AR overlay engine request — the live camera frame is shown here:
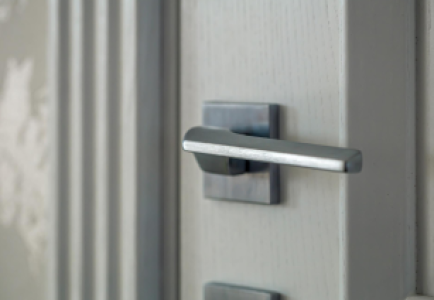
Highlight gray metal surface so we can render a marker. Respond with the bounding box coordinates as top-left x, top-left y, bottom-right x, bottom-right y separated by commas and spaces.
184, 127, 363, 173
204, 283, 280, 300
199, 102, 280, 204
